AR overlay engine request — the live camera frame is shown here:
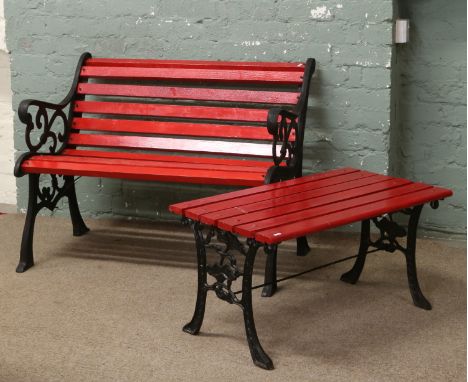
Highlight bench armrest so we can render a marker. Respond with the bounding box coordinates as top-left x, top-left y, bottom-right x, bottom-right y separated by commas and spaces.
266, 107, 300, 169
18, 99, 70, 154
14, 52, 92, 177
